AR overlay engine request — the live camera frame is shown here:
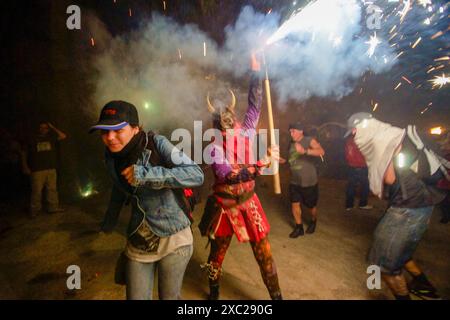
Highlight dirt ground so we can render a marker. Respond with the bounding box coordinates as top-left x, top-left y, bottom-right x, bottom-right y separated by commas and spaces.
0, 173, 449, 300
